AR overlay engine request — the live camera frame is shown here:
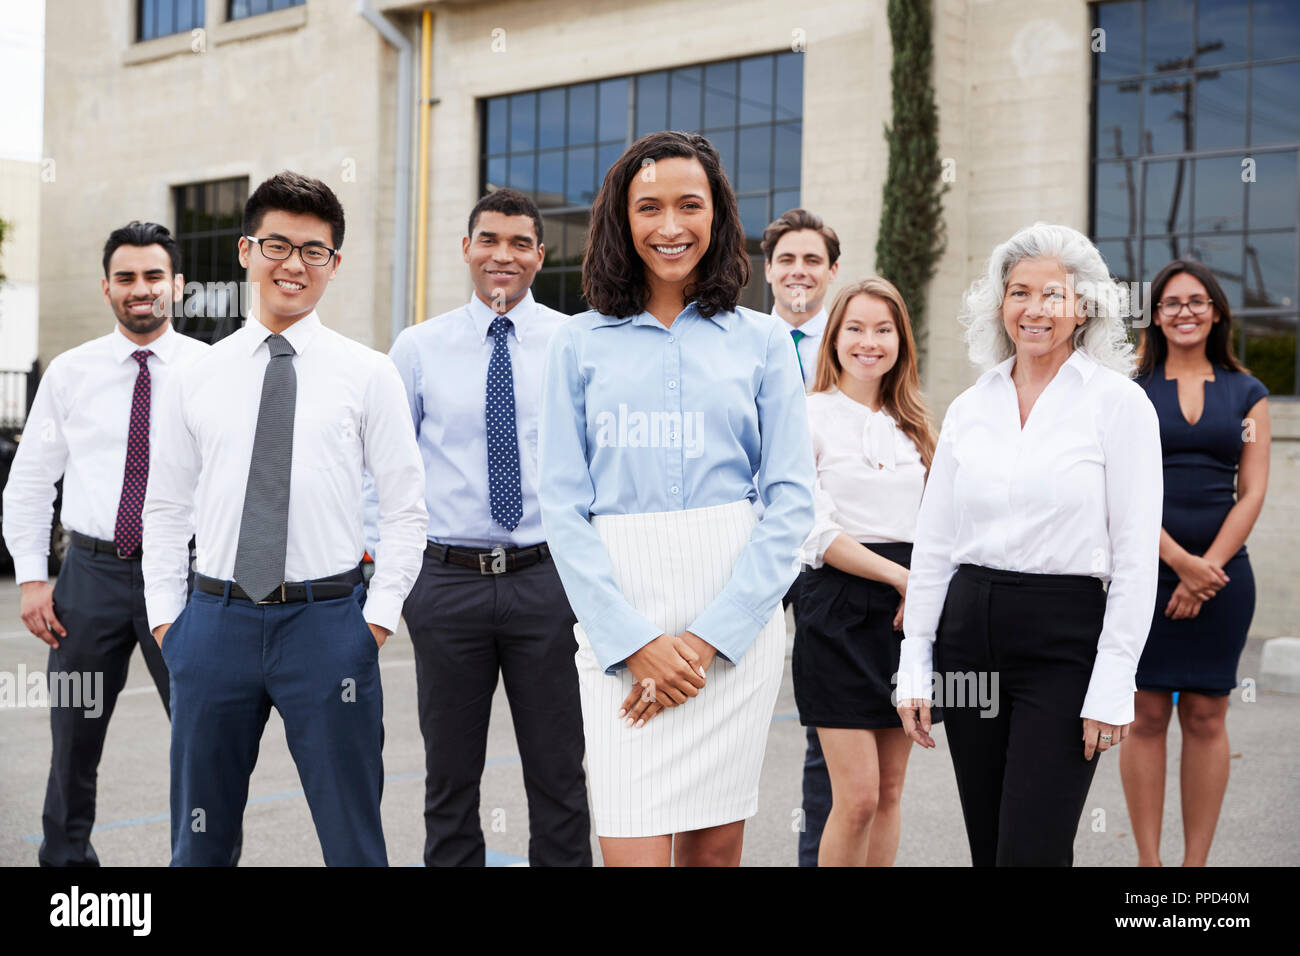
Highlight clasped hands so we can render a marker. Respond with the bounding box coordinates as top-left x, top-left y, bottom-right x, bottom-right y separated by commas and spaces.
1166, 553, 1229, 620
617, 631, 715, 729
